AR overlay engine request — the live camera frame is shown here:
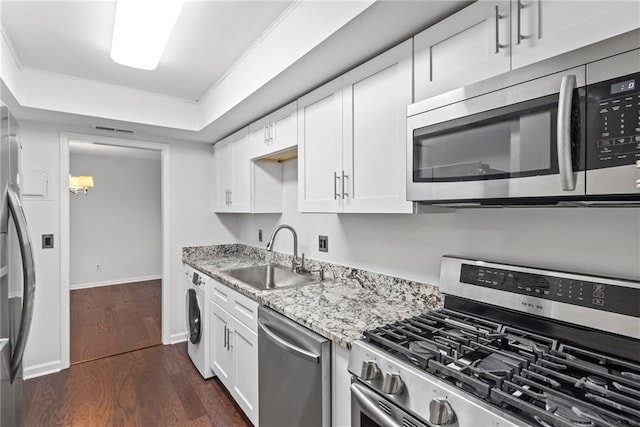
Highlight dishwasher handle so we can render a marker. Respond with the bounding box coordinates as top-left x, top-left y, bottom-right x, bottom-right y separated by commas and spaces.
258, 319, 320, 363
